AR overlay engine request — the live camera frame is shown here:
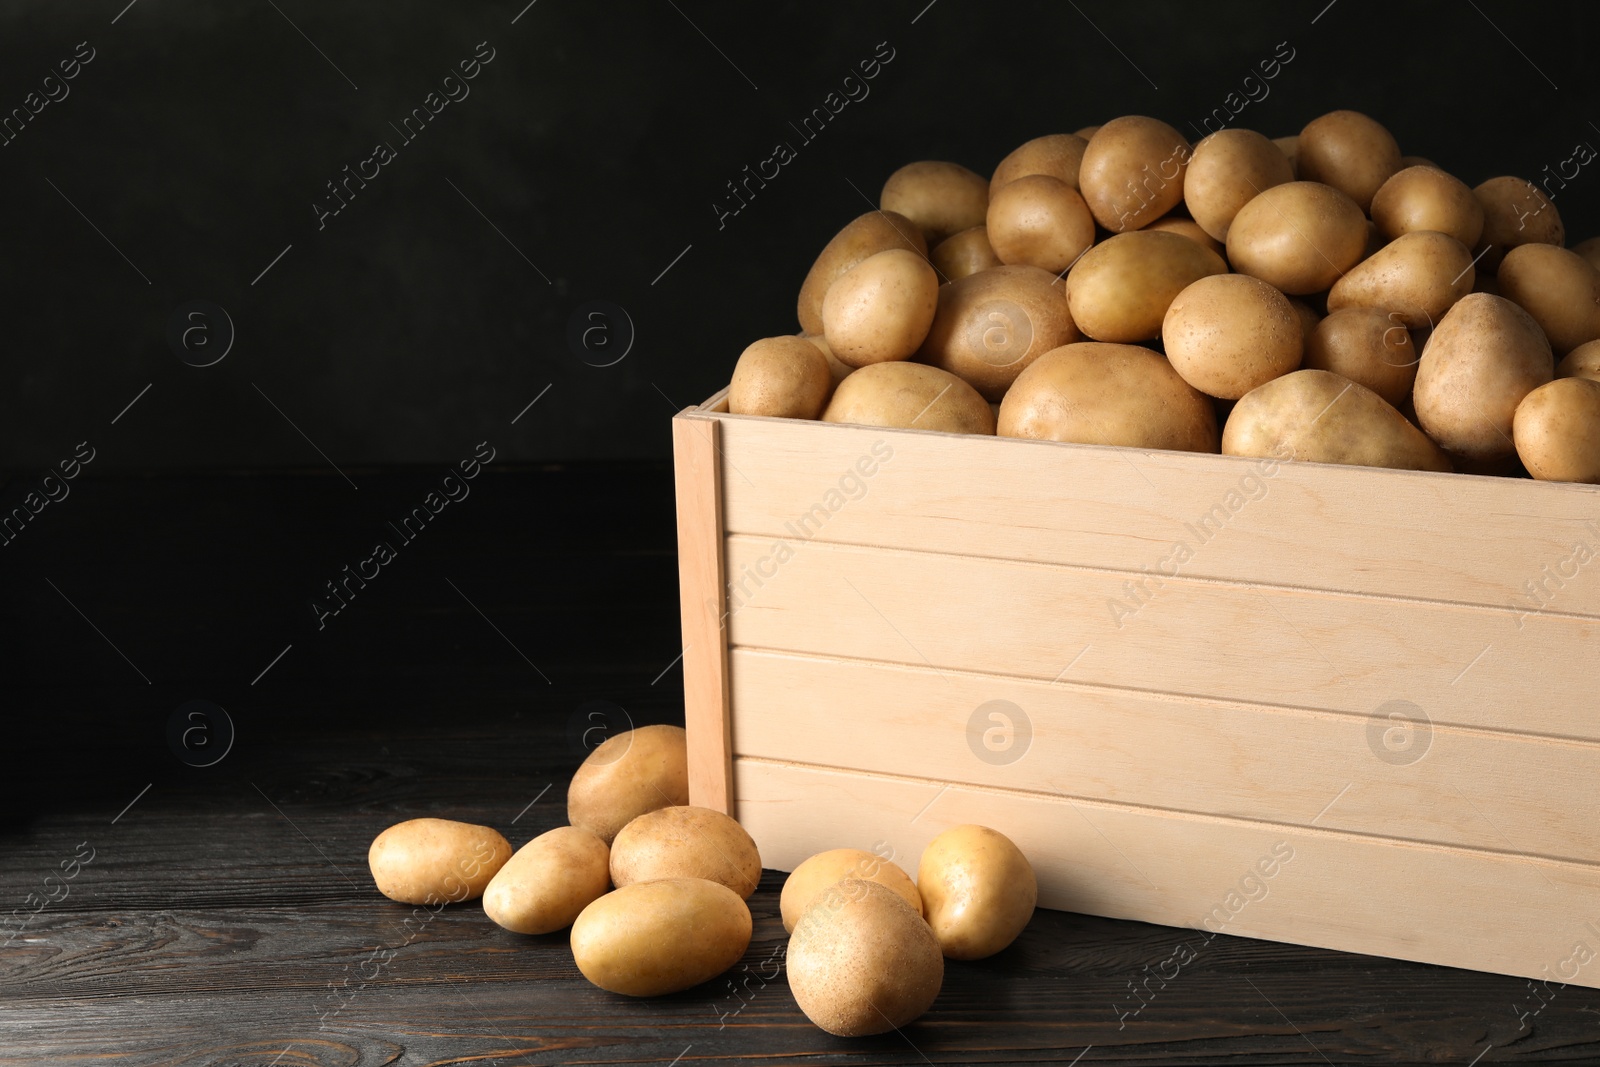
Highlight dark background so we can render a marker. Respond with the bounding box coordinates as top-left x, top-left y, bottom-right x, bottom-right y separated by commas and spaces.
1, 0, 1597, 473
